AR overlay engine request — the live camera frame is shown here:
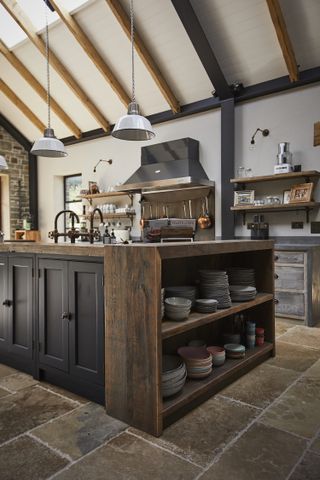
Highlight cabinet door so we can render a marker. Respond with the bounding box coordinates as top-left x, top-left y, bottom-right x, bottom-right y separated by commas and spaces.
0, 256, 8, 353
38, 259, 69, 372
7, 257, 33, 359
275, 291, 305, 318
68, 261, 104, 385
275, 266, 305, 291
274, 251, 304, 264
